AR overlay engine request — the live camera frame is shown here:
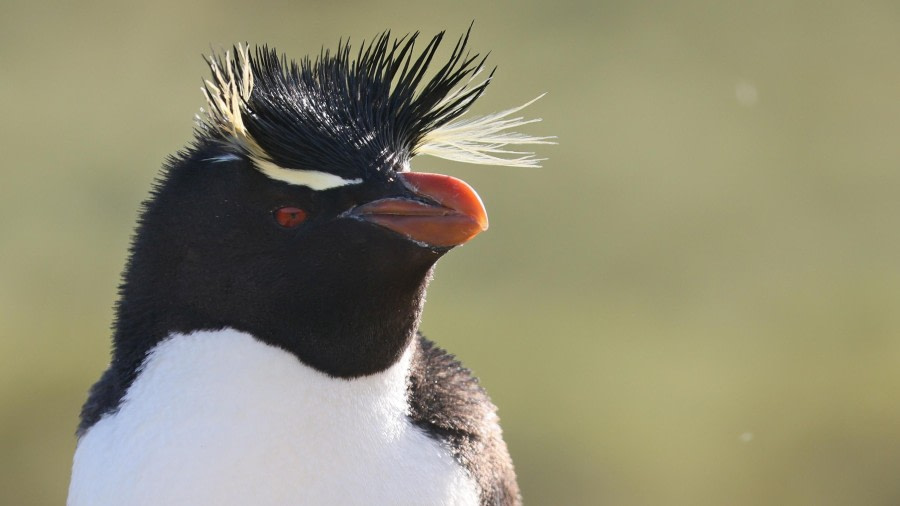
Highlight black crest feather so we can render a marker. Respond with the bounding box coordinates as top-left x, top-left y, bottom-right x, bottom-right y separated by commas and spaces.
199, 27, 551, 178
201, 28, 492, 178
